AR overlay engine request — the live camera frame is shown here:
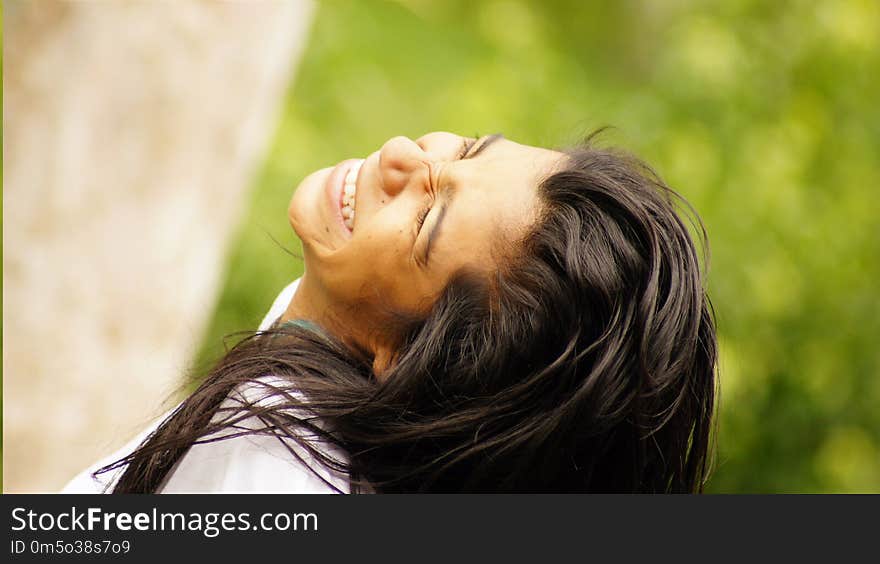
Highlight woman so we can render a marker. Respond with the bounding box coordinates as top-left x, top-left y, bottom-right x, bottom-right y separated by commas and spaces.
64, 130, 717, 493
